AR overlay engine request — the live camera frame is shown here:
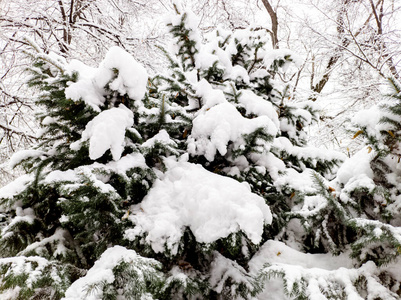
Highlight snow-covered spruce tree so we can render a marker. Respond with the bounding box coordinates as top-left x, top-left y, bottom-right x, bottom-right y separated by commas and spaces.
138, 6, 400, 300
4, 5, 394, 300
0, 41, 168, 298
265, 78, 401, 298
121, 5, 347, 300
333, 78, 401, 288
